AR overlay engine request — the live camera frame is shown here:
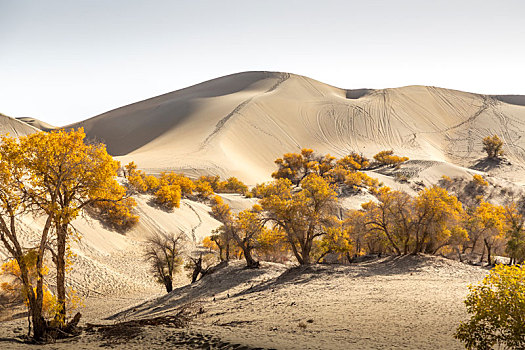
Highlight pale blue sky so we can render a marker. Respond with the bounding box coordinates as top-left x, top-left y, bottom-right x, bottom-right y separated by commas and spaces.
1, 0, 524, 126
